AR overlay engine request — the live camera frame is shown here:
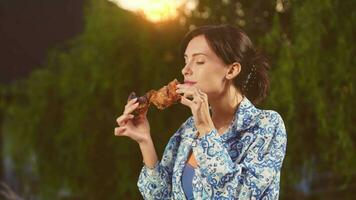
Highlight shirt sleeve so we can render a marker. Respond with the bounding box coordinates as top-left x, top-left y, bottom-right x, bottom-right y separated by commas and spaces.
137, 117, 192, 200
191, 111, 287, 199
